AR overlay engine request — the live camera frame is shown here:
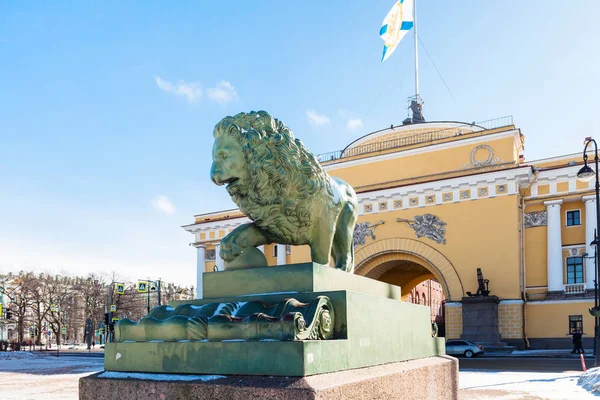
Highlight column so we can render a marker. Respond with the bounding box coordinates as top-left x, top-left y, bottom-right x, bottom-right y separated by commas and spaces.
196, 246, 206, 299
276, 244, 286, 266
584, 195, 597, 289
215, 243, 225, 271
544, 200, 563, 292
